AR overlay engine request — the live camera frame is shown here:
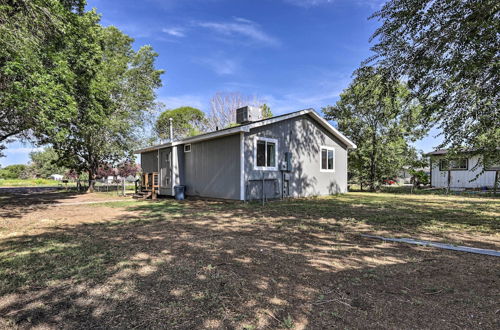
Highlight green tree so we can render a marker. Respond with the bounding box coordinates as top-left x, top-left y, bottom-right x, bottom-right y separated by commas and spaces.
155, 106, 206, 141
261, 104, 273, 119
0, 164, 27, 179
37, 17, 163, 191
24, 148, 67, 178
323, 67, 425, 191
369, 0, 500, 166
0, 0, 84, 156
